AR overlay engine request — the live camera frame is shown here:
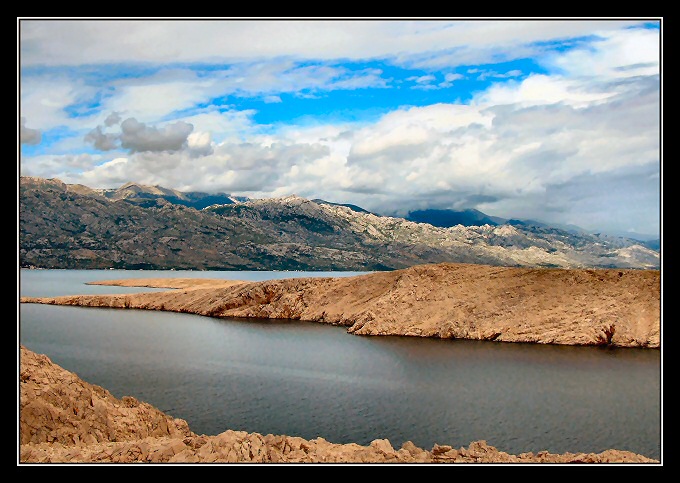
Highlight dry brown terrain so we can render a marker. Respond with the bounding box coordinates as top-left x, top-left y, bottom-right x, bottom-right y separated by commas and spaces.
18, 345, 658, 464
21, 262, 660, 348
